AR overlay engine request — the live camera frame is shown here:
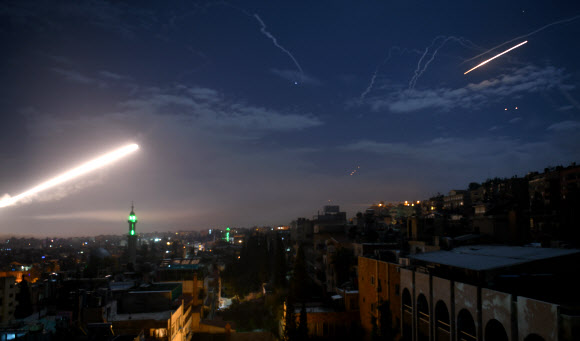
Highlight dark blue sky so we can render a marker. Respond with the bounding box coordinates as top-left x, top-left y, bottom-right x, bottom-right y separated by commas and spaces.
1, 1, 579, 236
